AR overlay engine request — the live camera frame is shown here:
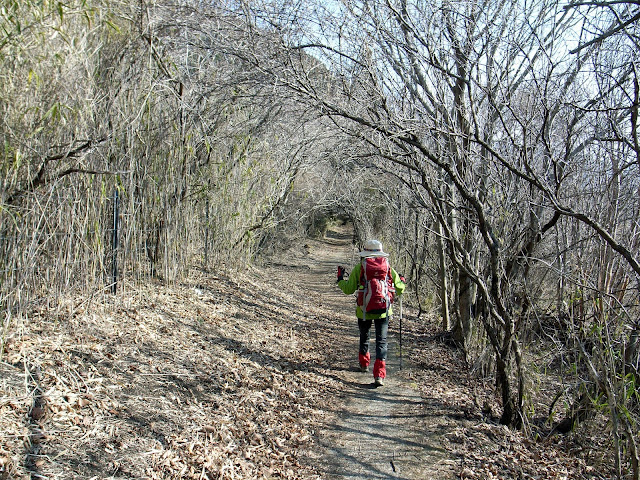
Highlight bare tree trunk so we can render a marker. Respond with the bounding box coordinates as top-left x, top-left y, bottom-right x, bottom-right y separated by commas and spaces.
496, 354, 518, 427
437, 220, 451, 331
